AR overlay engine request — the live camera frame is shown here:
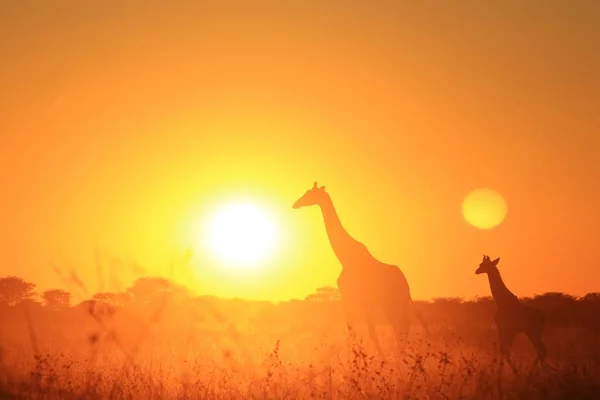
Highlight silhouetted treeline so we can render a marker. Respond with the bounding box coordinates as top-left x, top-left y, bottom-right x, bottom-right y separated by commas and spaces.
1, 276, 599, 337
